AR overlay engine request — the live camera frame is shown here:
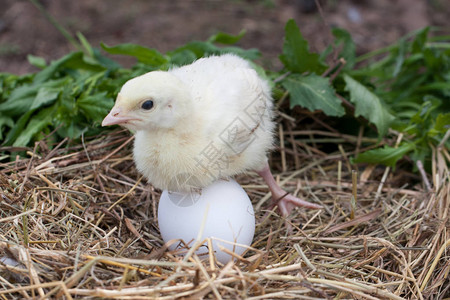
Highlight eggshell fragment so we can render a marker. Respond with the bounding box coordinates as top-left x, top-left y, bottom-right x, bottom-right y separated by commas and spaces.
158, 179, 255, 264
